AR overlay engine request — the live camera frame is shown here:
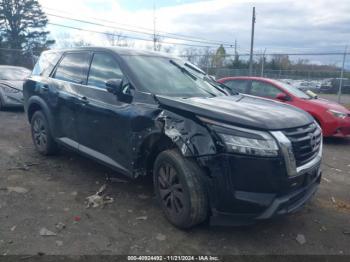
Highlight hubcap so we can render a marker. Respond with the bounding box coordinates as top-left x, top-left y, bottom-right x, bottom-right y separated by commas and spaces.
33, 117, 47, 150
158, 163, 185, 216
